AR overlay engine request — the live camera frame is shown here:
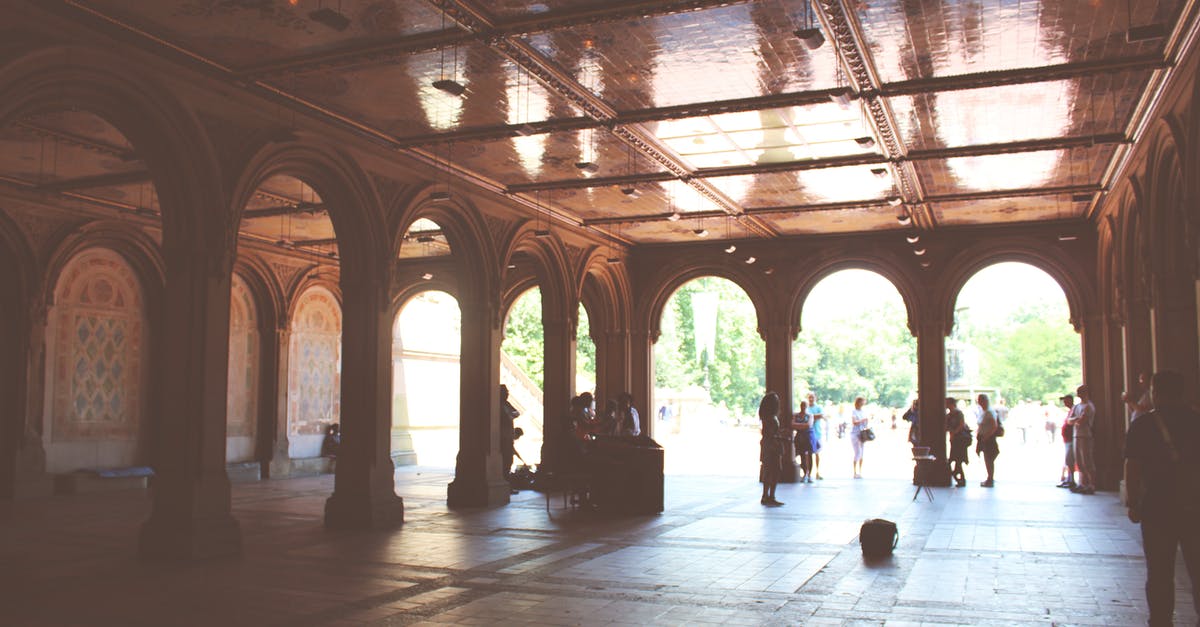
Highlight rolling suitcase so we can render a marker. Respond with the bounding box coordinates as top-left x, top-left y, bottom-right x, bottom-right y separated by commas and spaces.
860, 518, 898, 558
